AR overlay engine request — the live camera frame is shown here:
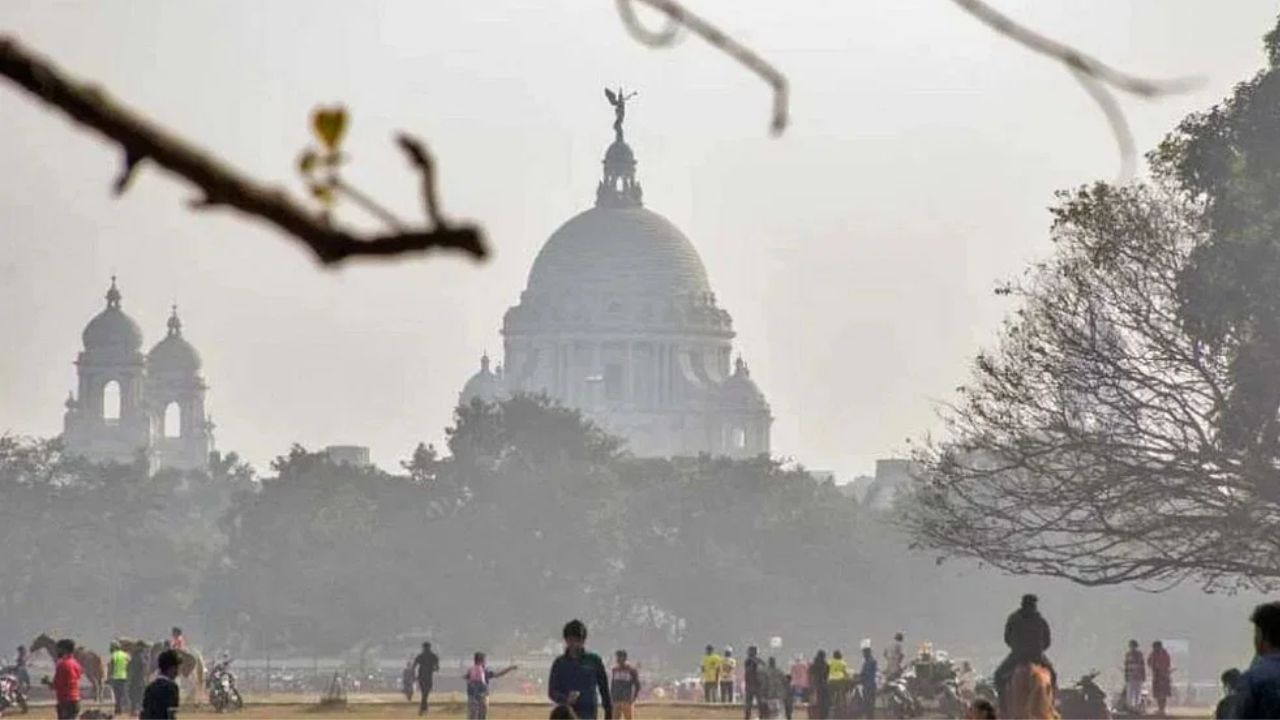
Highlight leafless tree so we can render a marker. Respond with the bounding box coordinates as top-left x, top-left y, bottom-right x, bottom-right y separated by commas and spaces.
900, 180, 1280, 592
